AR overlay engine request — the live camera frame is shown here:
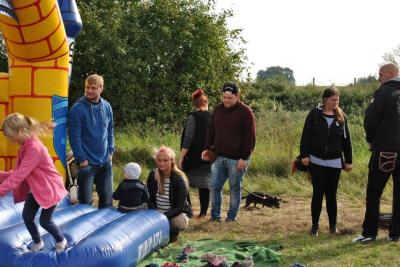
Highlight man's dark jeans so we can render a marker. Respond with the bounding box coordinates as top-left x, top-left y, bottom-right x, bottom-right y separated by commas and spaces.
77, 160, 113, 208
362, 151, 400, 238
